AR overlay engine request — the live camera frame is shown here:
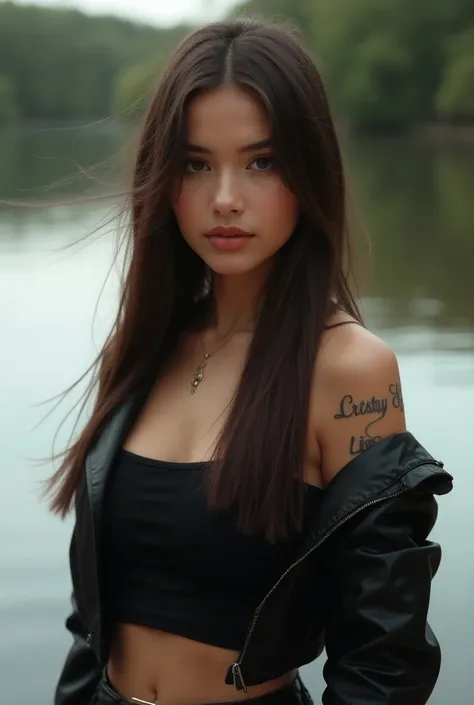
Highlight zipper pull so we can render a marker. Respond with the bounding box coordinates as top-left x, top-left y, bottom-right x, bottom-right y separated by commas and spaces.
231, 663, 247, 693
